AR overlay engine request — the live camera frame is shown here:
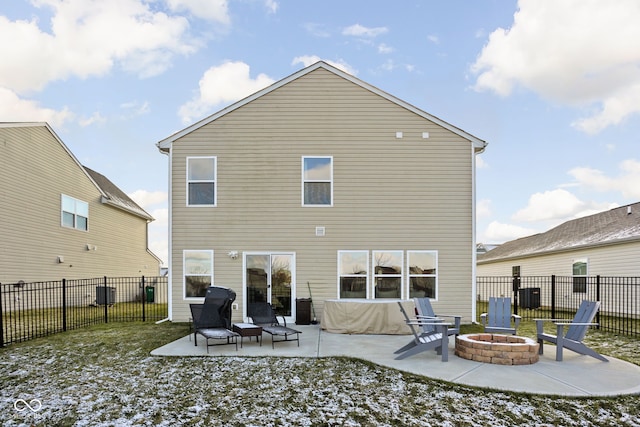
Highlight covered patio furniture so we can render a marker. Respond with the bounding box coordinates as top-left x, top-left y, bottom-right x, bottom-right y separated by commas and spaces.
480, 297, 521, 335
248, 302, 302, 348
414, 297, 461, 336
394, 302, 450, 362
536, 300, 608, 362
189, 286, 240, 352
